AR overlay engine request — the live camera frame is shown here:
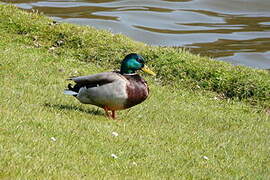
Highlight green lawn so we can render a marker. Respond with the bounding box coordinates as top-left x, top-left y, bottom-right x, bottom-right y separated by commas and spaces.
0, 4, 269, 179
